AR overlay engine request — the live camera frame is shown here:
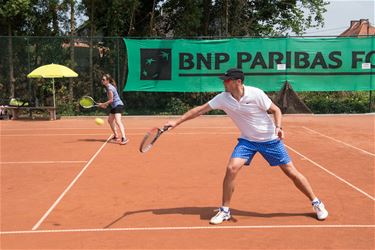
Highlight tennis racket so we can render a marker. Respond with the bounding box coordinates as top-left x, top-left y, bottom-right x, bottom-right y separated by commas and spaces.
139, 125, 171, 153
79, 96, 98, 109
